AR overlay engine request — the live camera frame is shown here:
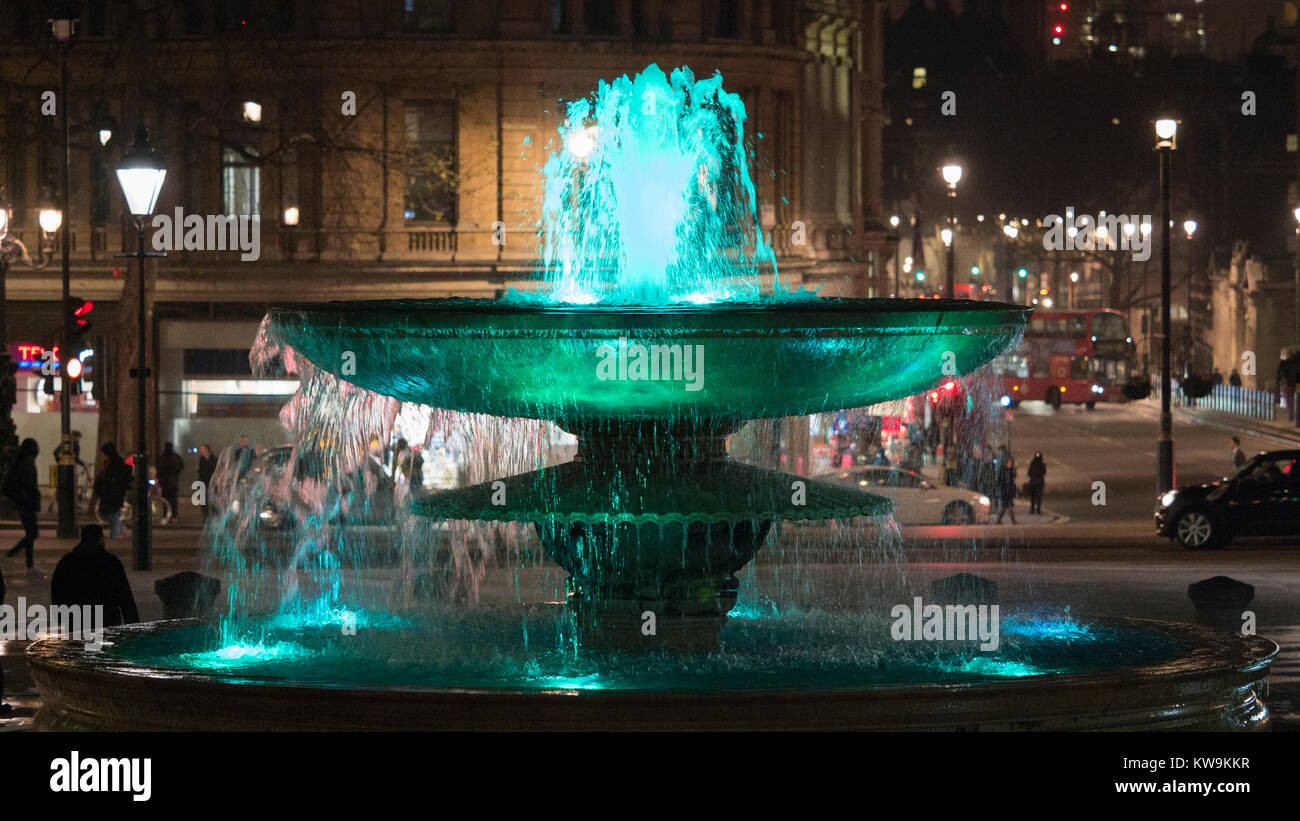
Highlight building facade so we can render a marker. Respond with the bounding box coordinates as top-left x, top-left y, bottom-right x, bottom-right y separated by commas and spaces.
1, 0, 890, 479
